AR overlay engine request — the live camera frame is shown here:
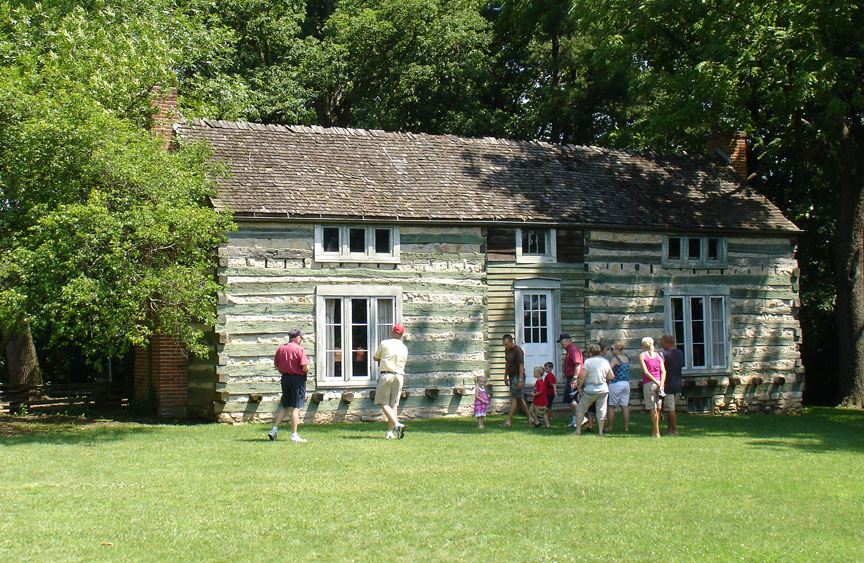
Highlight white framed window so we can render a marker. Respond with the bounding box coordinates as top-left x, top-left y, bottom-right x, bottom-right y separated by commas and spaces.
314, 225, 400, 263
515, 228, 556, 263
666, 288, 729, 373
663, 235, 726, 266
315, 285, 402, 386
